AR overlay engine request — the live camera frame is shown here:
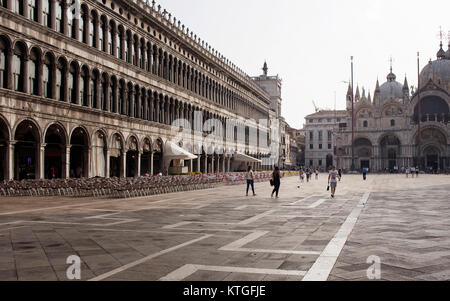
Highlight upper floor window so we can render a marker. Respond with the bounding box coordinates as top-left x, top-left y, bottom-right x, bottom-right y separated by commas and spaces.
0, 45, 6, 89
55, 1, 63, 33
28, 0, 38, 21
309, 131, 313, 140
89, 17, 95, 47
318, 131, 323, 141
363, 120, 368, 128
42, 0, 51, 28
391, 119, 395, 127
13, 0, 24, 15
328, 130, 332, 141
